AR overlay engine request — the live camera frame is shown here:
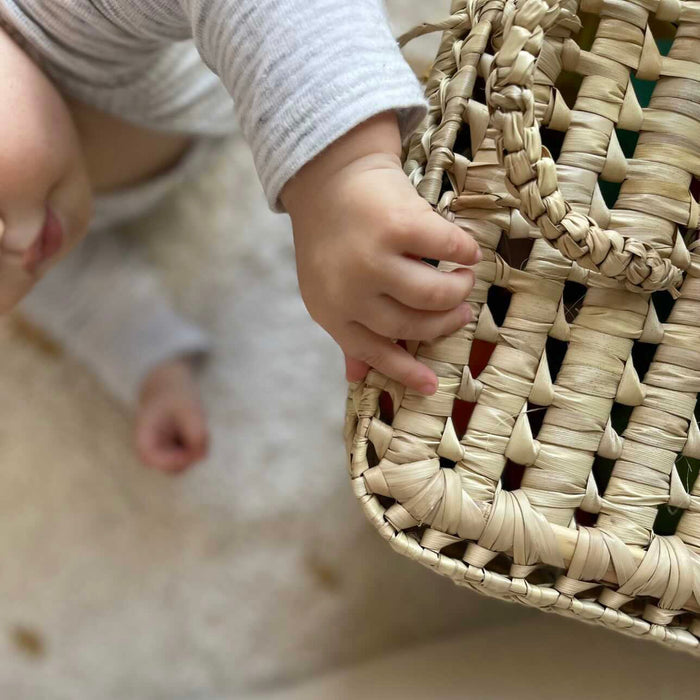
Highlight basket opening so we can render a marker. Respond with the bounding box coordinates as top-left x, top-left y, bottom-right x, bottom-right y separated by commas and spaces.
654, 454, 700, 536
591, 455, 616, 496
597, 128, 639, 207
545, 336, 568, 383
497, 233, 534, 271
629, 30, 674, 110
500, 459, 525, 492
620, 595, 658, 619
453, 121, 473, 161
469, 338, 495, 379
522, 566, 559, 587
574, 507, 598, 527
486, 284, 511, 327
577, 11, 601, 52
451, 398, 476, 440
525, 400, 546, 437
675, 612, 696, 632
610, 402, 633, 436
406, 523, 427, 540
375, 494, 396, 511
591, 403, 634, 498
651, 290, 675, 323
440, 539, 468, 560
366, 440, 379, 469
575, 584, 605, 601
654, 504, 685, 537
482, 553, 511, 576
378, 390, 394, 425
647, 20, 677, 56
631, 339, 656, 381
554, 69, 584, 112
598, 180, 622, 210
562, 280, 587, 323
439, 456, 456, 471
540, 126, 566, 160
